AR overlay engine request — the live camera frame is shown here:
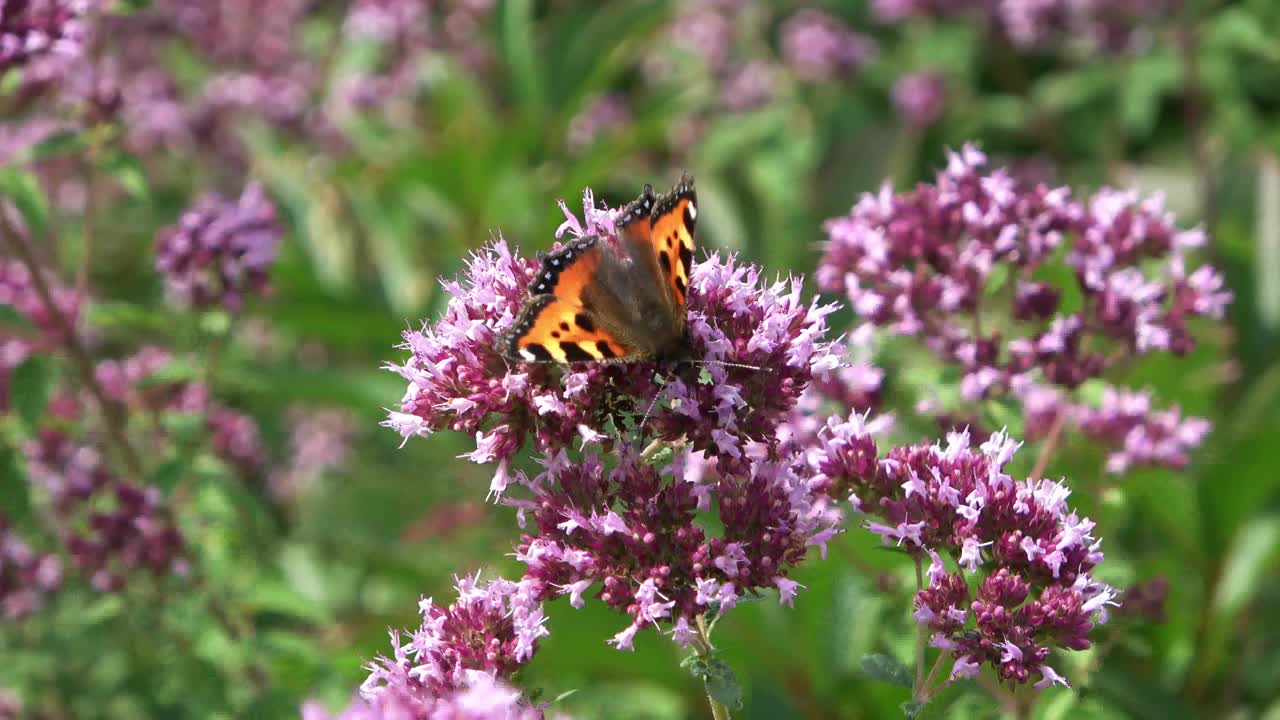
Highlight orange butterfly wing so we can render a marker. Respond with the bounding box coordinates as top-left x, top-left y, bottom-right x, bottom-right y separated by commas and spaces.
648, 174, 696, 309
503, 236, 640, 363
